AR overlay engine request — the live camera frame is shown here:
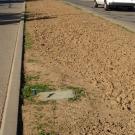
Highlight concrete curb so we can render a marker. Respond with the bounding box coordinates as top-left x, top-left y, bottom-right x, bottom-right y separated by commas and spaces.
0, 2, 25, 135
64, 1, 135, 33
